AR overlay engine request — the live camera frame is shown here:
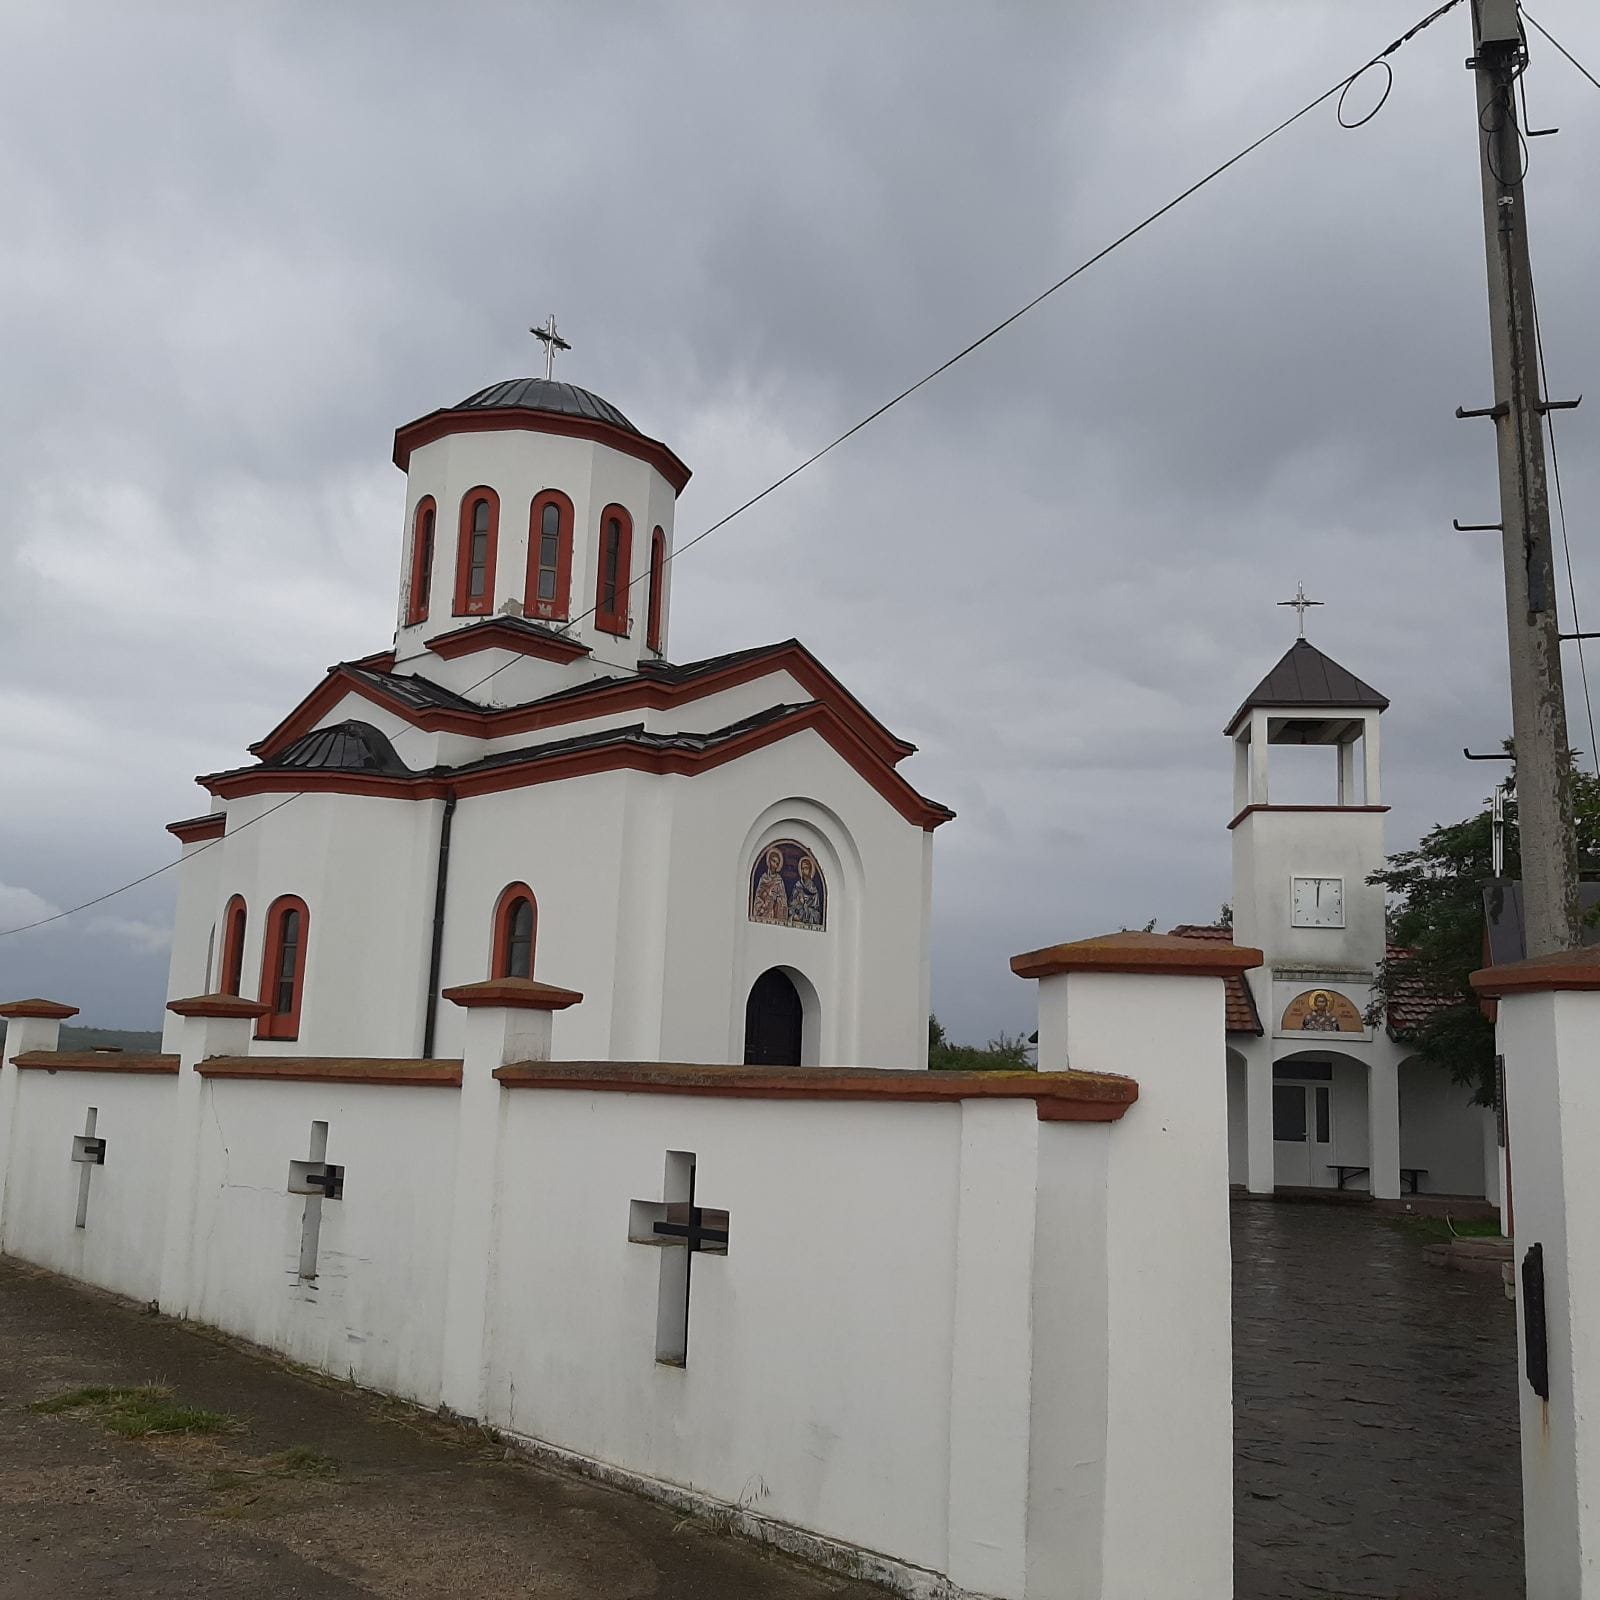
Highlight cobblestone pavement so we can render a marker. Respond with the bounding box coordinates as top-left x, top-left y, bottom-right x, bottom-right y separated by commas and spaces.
1234, 1200, 1523, 1599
